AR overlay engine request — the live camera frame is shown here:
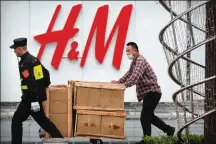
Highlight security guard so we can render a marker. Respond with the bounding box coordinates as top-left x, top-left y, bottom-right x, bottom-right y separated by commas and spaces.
10, 37, 64, 144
